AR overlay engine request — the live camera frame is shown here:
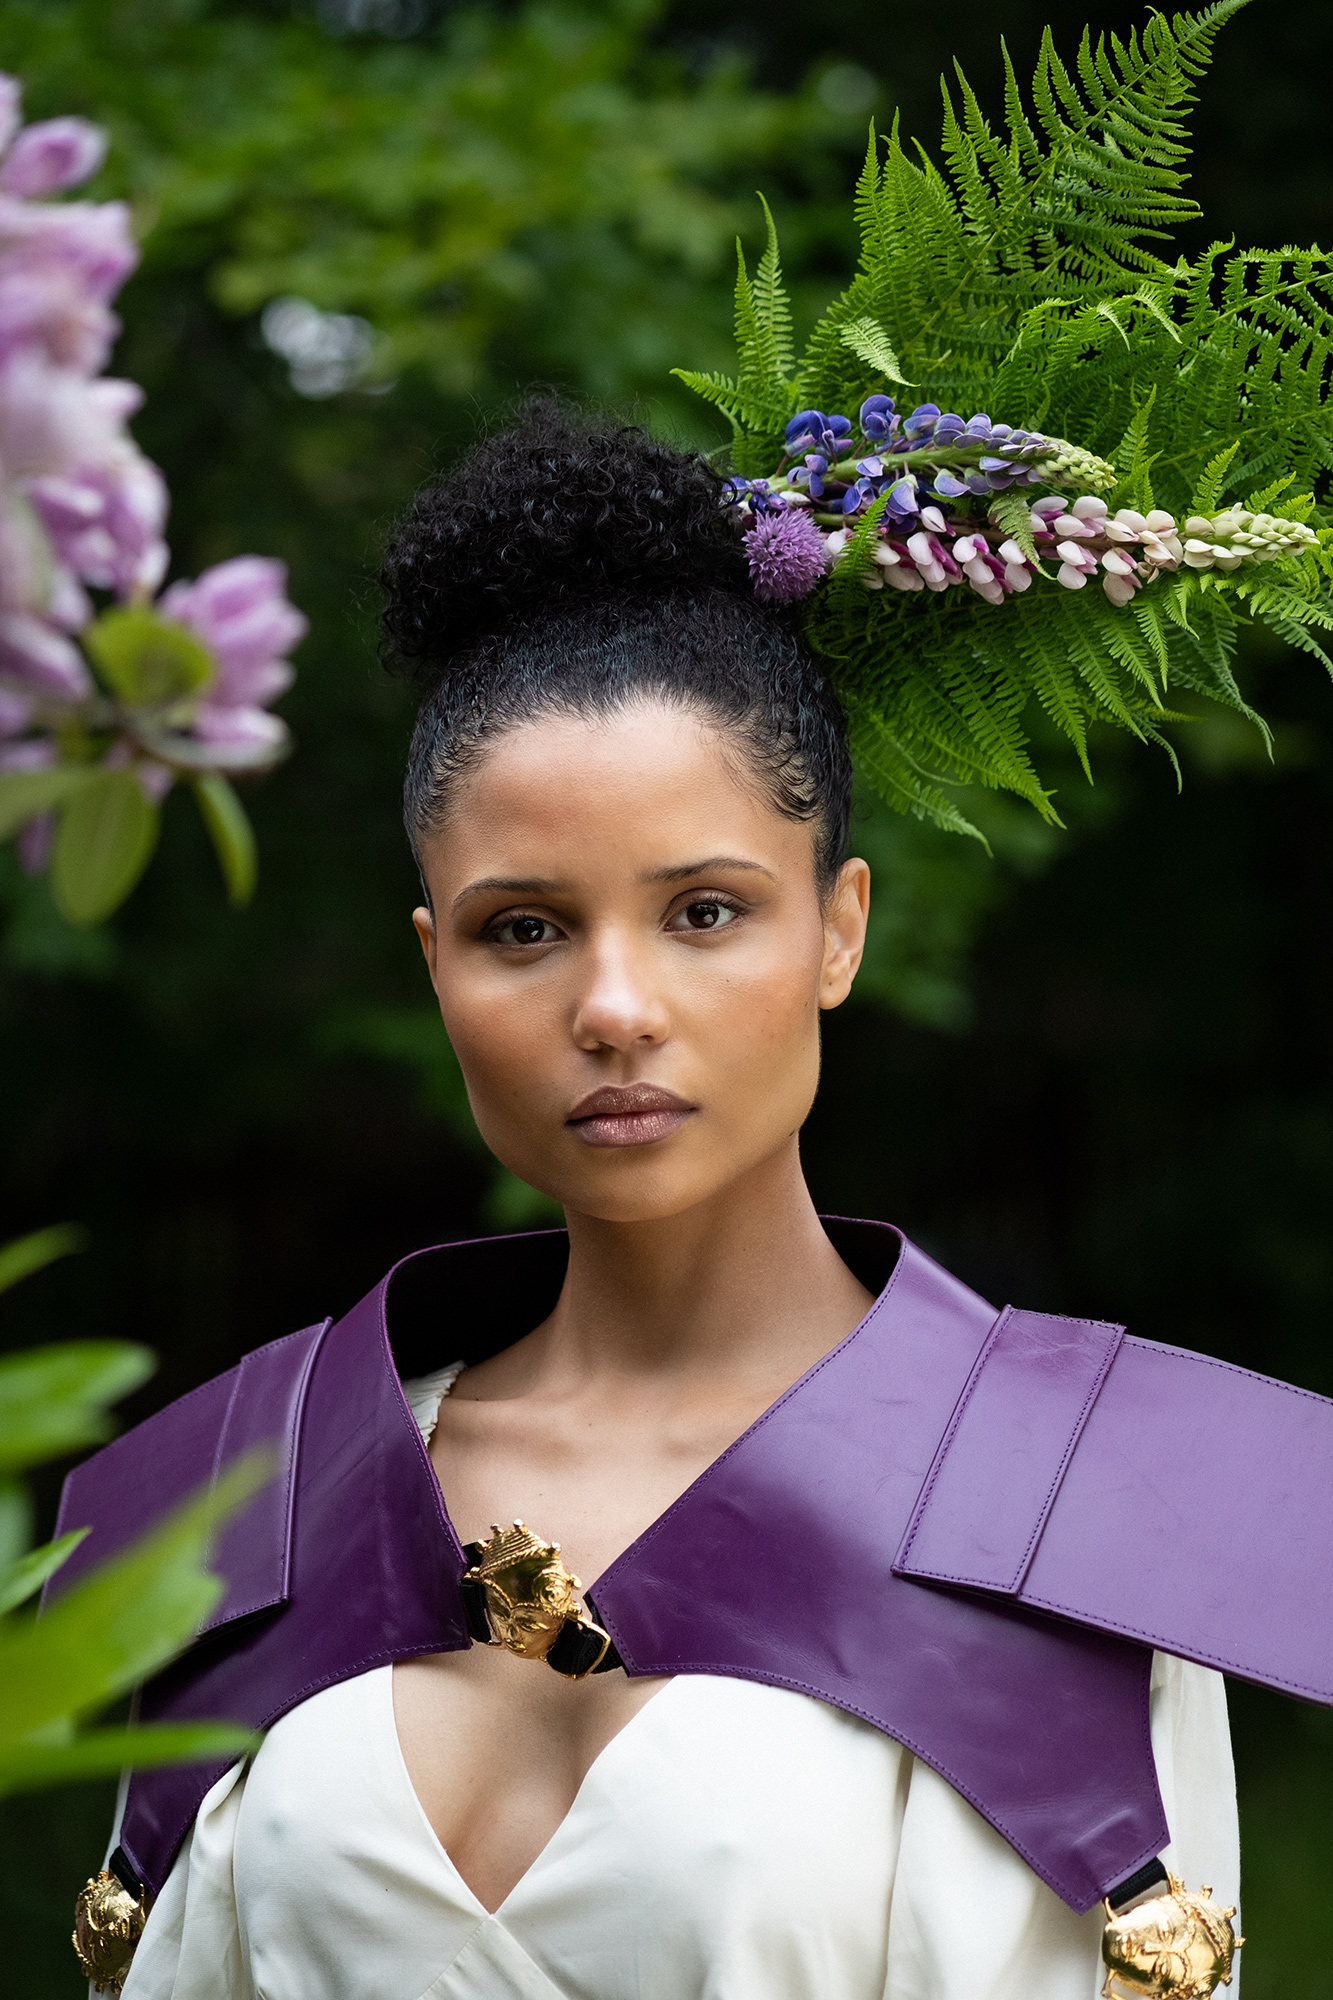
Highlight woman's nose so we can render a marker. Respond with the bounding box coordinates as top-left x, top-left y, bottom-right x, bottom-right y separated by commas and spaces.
570, 934, 670, 1051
